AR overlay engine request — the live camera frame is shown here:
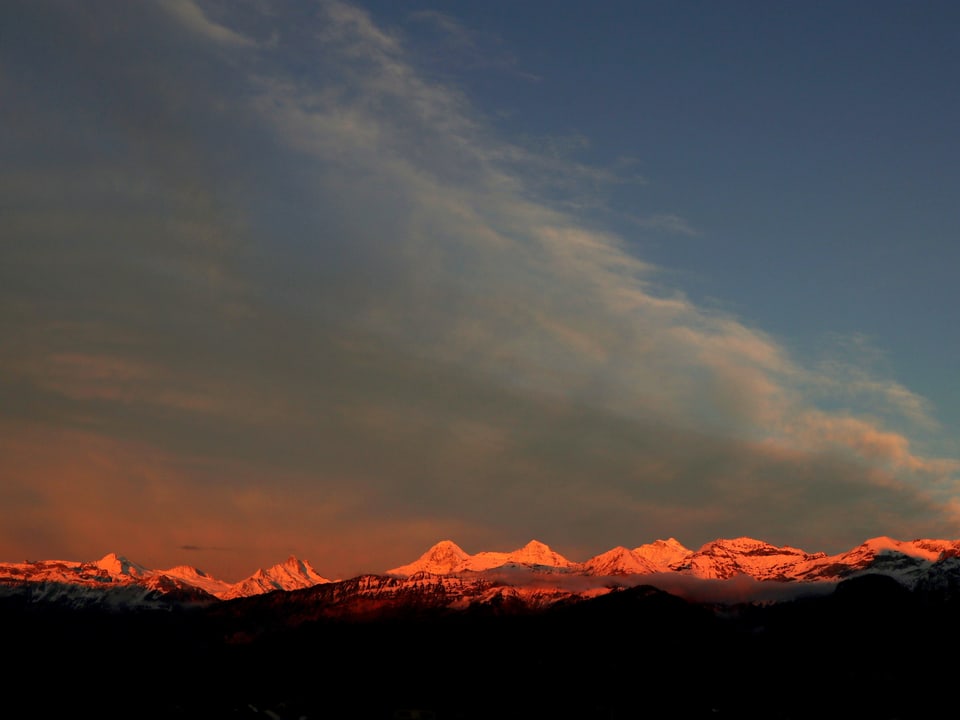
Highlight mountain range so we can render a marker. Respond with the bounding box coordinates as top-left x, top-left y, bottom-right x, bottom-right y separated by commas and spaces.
4, 534, 960, 611
8, 535, 960, 719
